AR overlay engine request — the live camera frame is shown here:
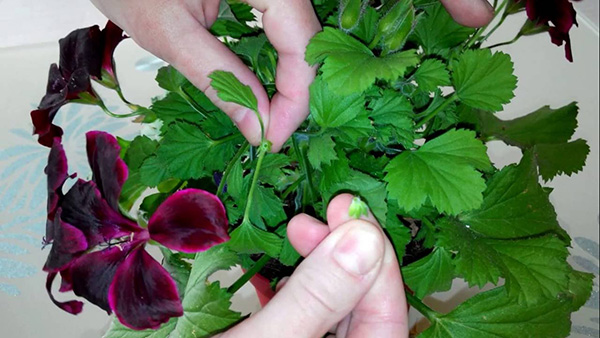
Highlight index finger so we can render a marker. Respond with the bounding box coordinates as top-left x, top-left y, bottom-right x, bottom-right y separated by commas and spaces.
244, 0, 321, 152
